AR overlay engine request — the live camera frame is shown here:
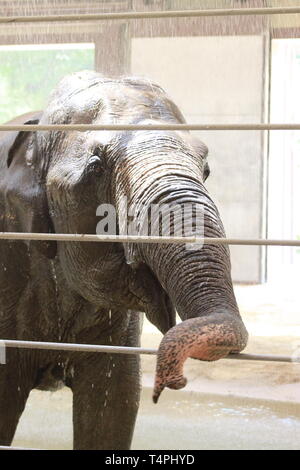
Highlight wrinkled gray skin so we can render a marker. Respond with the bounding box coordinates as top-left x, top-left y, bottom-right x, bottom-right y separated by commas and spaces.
0, 71, 248, 449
